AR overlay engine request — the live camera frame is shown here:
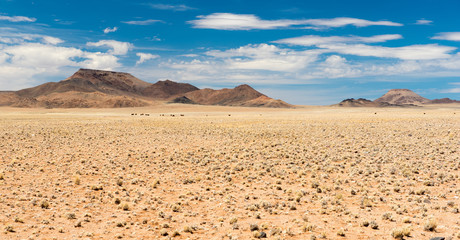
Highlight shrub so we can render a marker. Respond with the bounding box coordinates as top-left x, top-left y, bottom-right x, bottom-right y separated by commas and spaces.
391, 227, 410, 239
369, 221, 379, 229
424, 219, 437, 232
337, 228, 345, 237
40, 200, 50, 209
122, 203, 130, 211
